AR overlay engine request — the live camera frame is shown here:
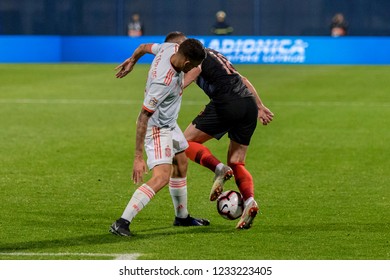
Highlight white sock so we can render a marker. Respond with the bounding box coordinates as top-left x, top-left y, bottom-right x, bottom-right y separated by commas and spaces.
121, 184, 155, 222
169, 177, 189, 218
215, 163, 224, 173
244, 196, 255, 207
